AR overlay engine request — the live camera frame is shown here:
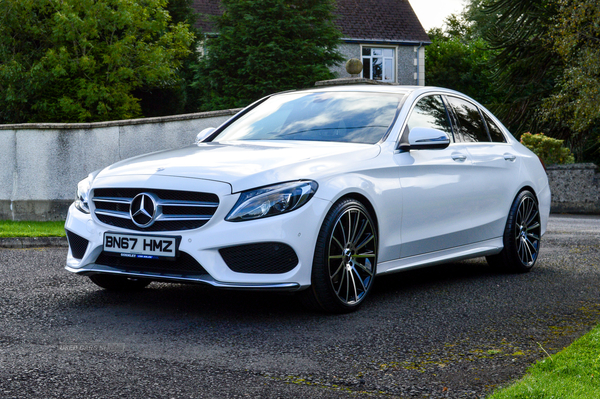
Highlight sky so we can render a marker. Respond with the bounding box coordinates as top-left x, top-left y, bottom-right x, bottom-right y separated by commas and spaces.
409, 0, 468, 31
